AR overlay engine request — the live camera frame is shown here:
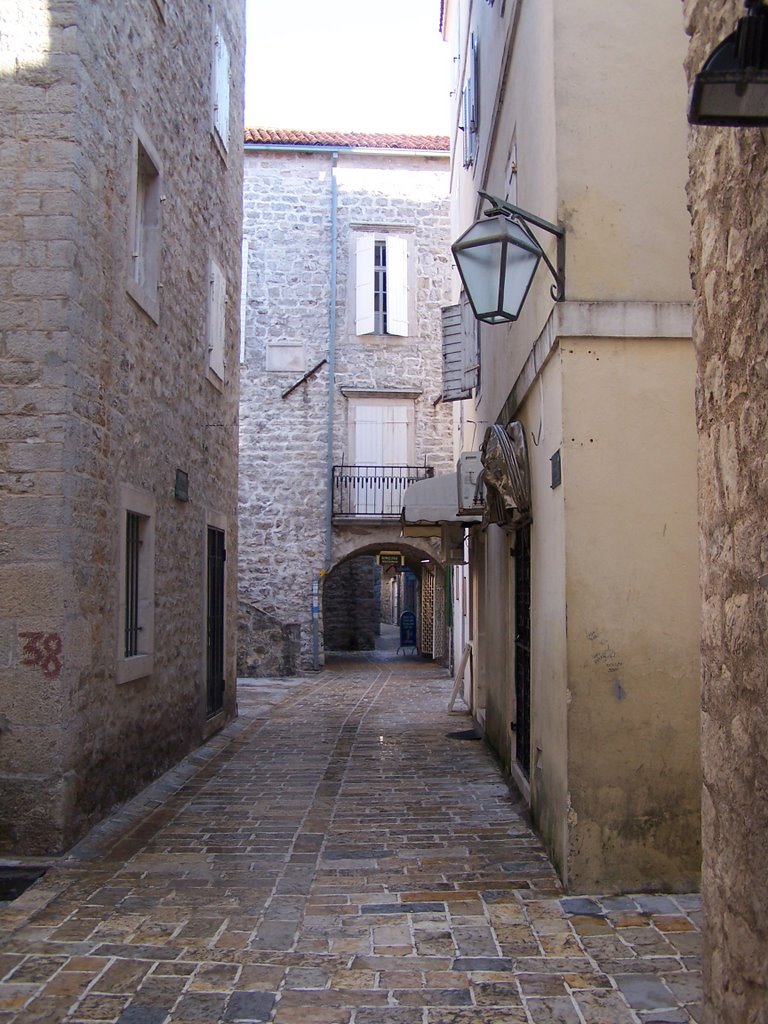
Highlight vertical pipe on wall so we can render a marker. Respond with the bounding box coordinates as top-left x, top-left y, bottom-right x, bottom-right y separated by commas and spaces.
324, 152, 339, 570
315, 151, 339, 671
